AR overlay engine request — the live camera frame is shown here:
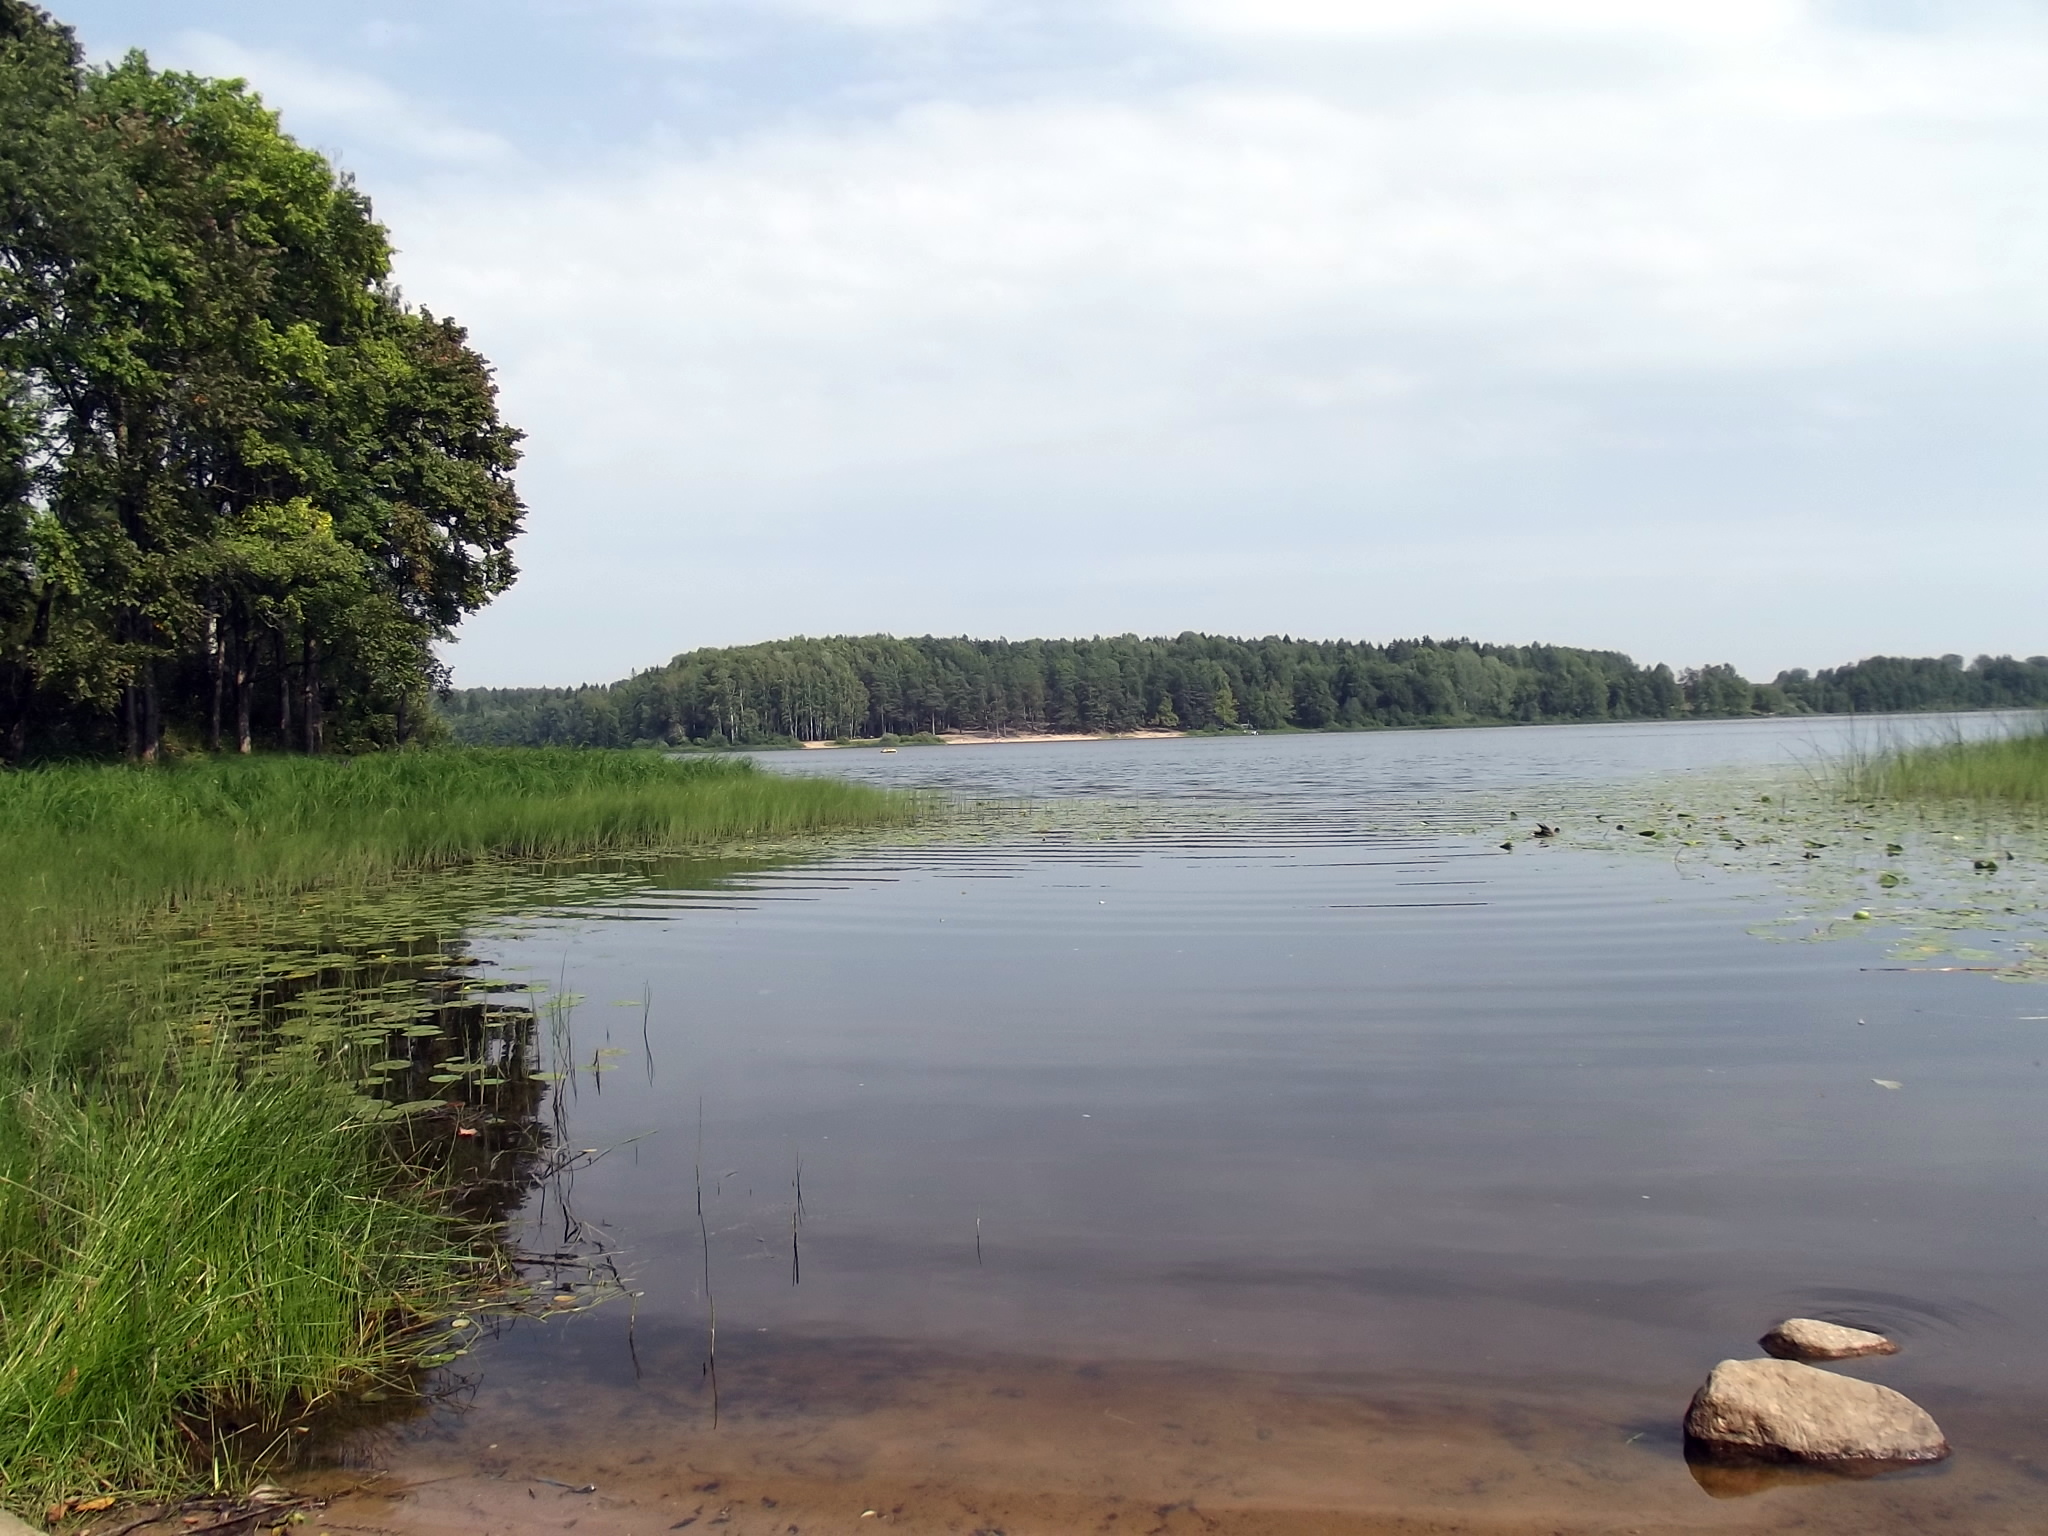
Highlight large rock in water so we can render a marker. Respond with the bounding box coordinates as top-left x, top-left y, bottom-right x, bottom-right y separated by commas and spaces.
1684, 1358, 1948, 1465
1760, 1317, 1899, 1362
